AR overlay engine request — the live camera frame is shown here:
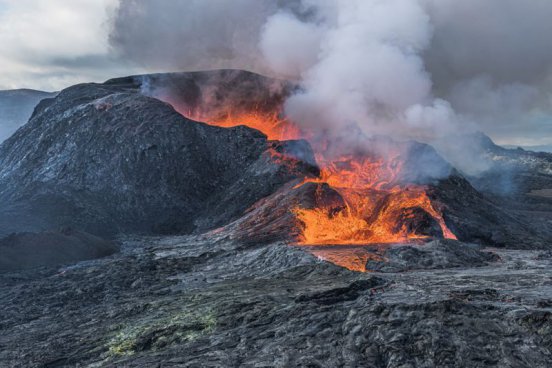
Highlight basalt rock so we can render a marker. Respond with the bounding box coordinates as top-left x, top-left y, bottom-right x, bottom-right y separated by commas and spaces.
1, 235, 551, 367
365, 240, 499, 272
428, 174, 547, 248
